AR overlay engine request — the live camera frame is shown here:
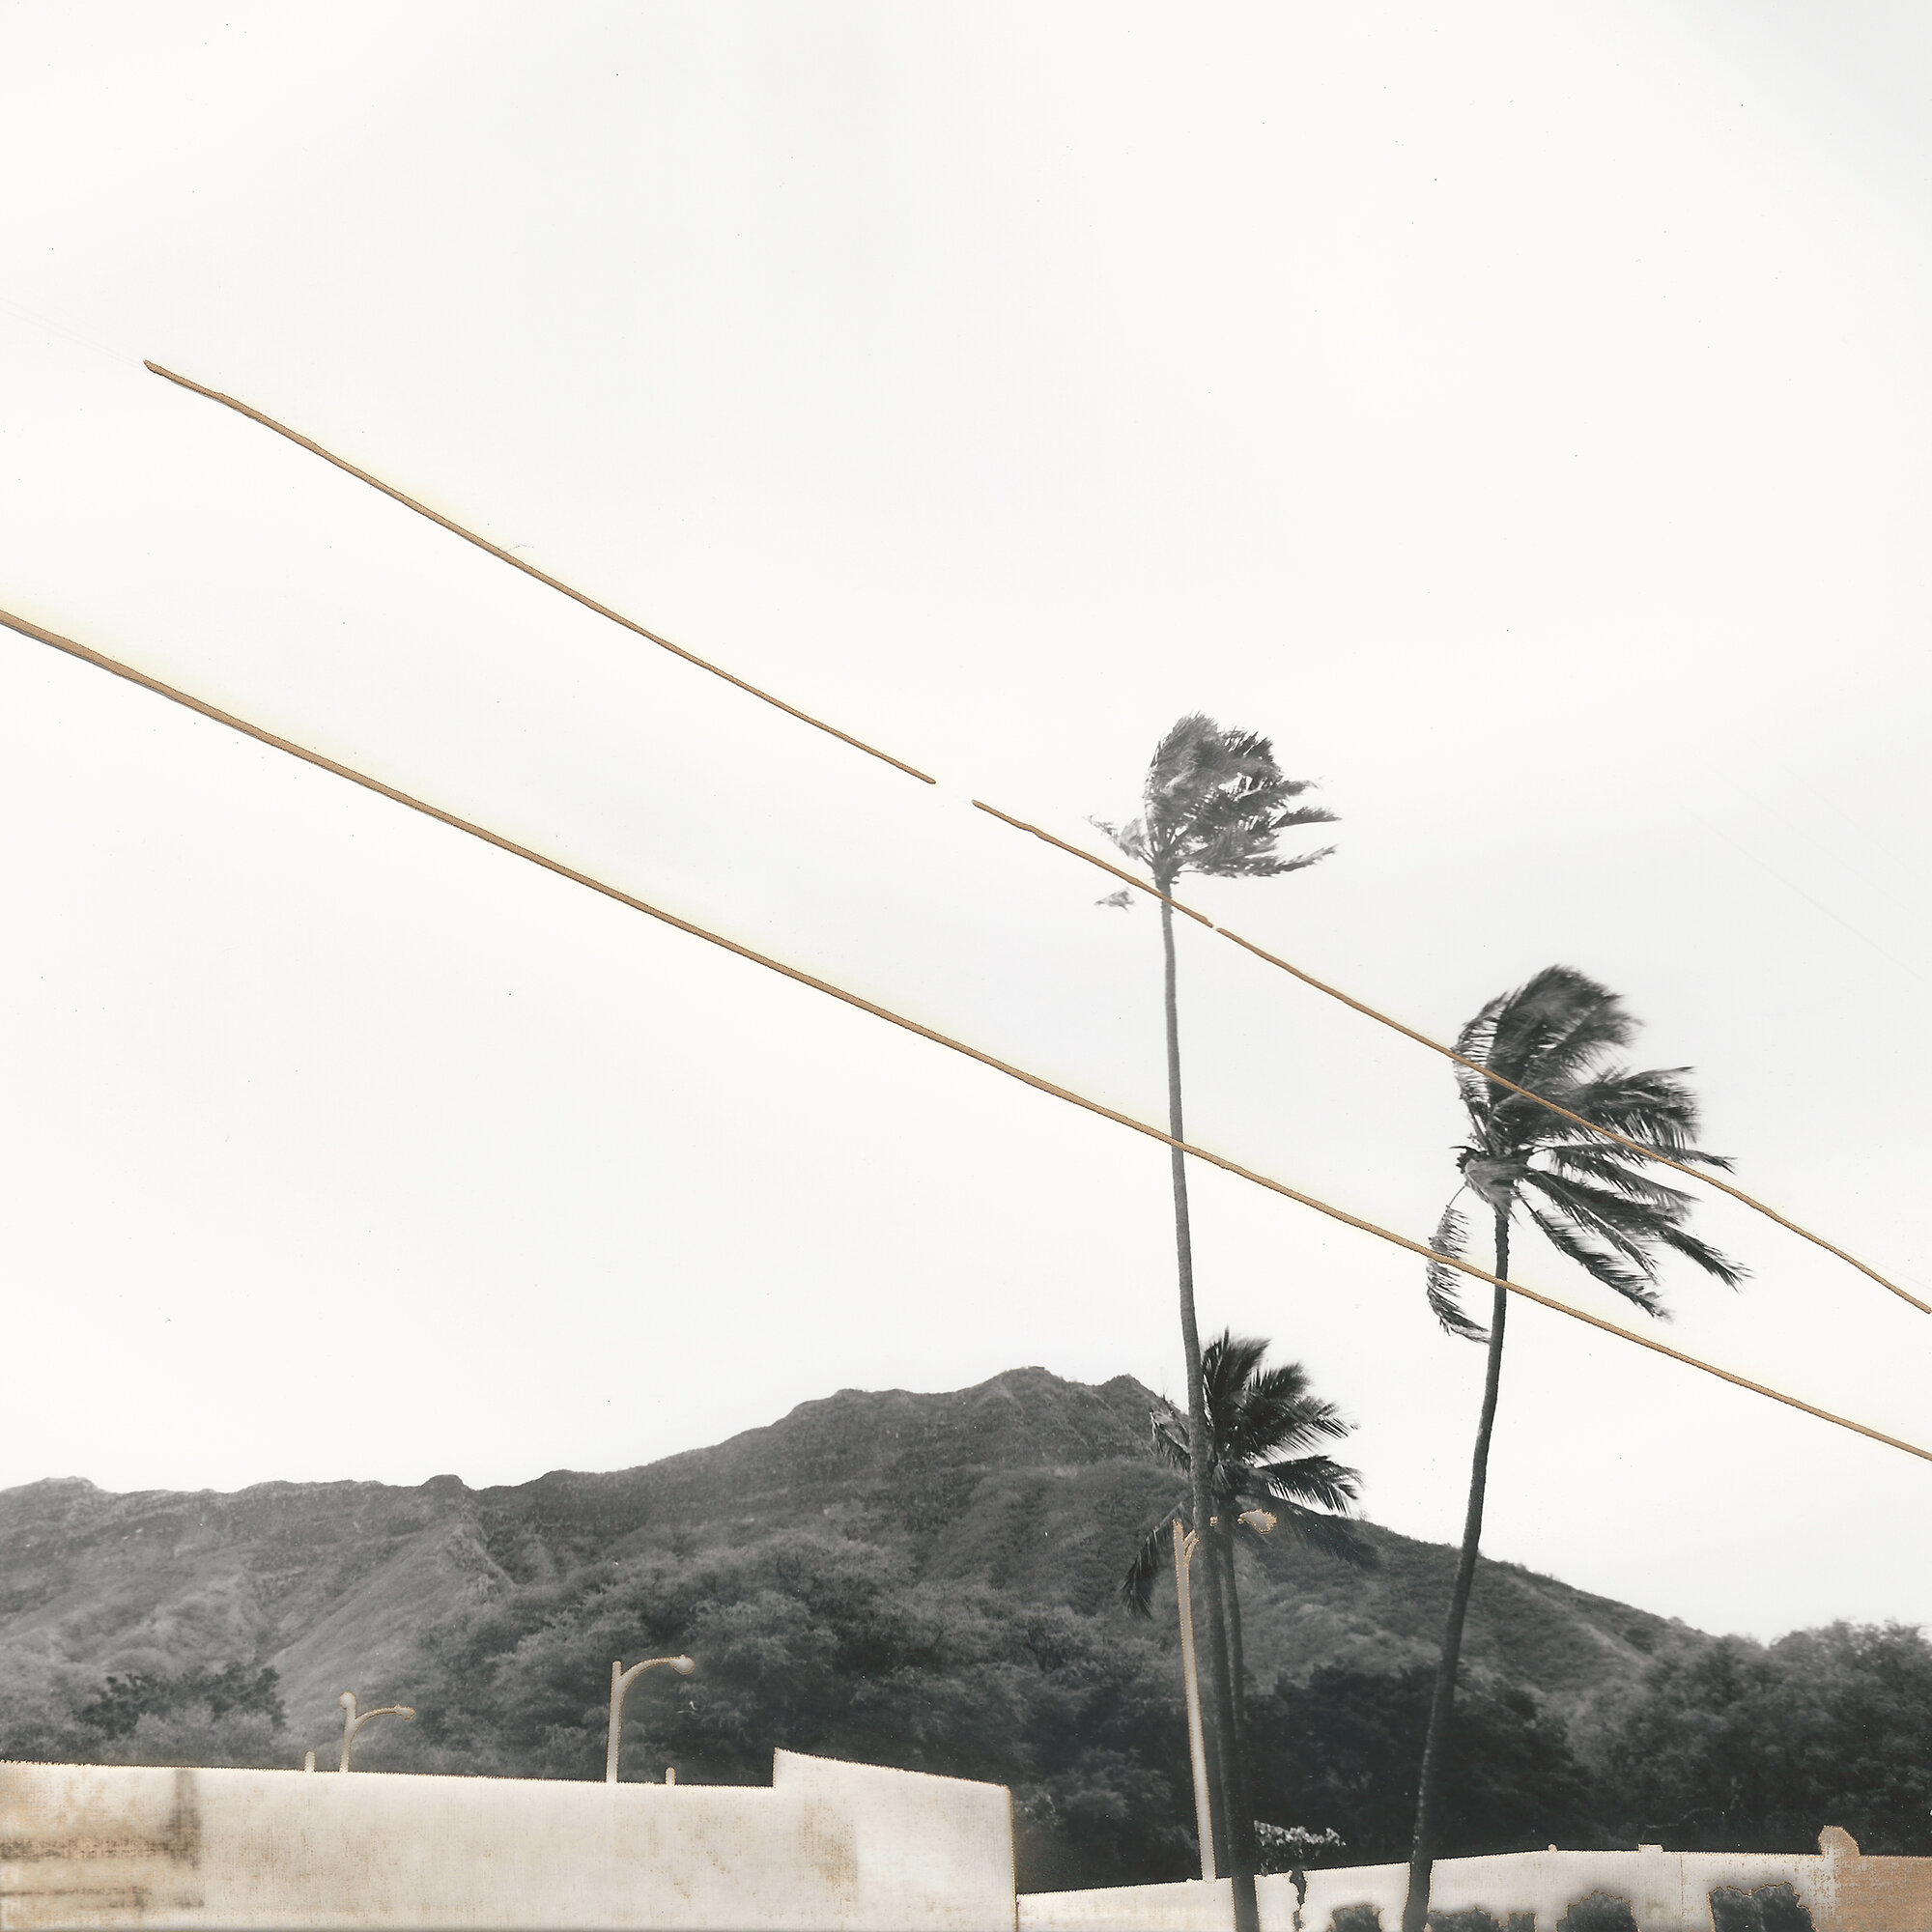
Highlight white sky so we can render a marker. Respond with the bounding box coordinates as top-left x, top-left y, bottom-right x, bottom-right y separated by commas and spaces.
1, 3, 1928, 1643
